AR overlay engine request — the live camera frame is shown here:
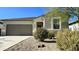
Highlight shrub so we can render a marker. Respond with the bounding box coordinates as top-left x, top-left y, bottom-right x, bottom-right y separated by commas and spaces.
33, 28, 48, 41
48, 32, 54, 39
56, 29, 79, 51
48, 30, 57, 39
